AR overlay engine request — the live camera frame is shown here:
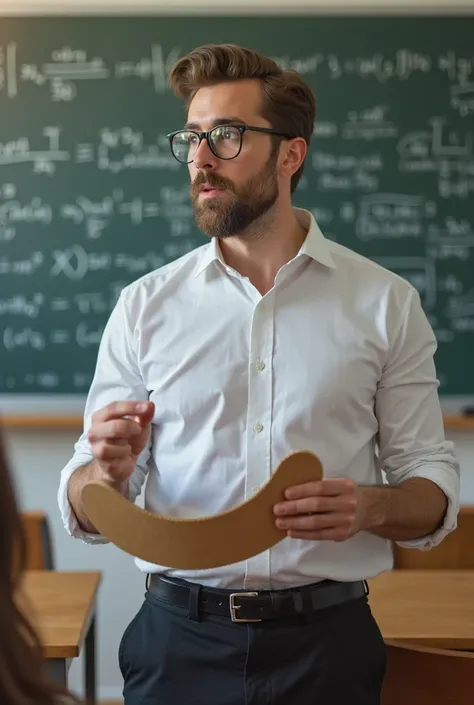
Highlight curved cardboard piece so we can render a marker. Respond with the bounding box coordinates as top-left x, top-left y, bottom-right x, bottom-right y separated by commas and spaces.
81, 449, 323, 570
